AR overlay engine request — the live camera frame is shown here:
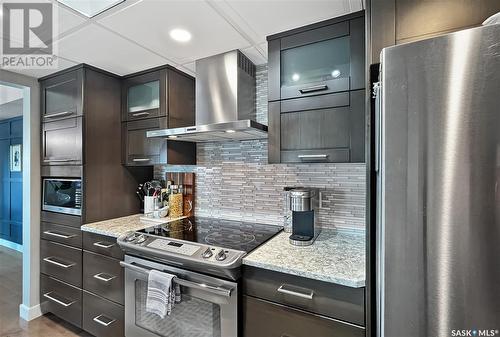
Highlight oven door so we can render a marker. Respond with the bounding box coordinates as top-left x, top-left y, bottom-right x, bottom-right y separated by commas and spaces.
121, 255, 238, 337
